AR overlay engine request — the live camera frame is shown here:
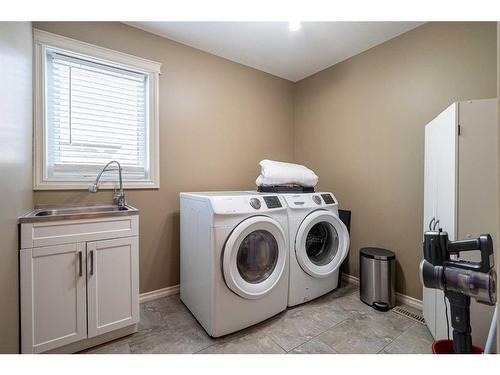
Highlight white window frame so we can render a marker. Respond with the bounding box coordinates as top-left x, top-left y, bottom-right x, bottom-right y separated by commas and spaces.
33, 29, 162, 190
